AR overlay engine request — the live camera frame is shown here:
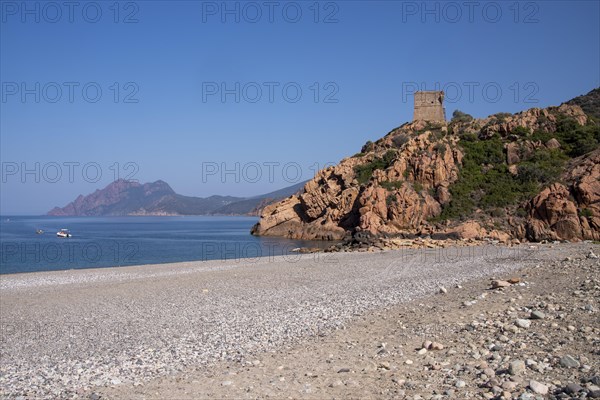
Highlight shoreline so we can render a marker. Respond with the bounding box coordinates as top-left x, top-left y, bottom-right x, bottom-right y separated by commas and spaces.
1, 243, 597, 398
0, 240, 528, 289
